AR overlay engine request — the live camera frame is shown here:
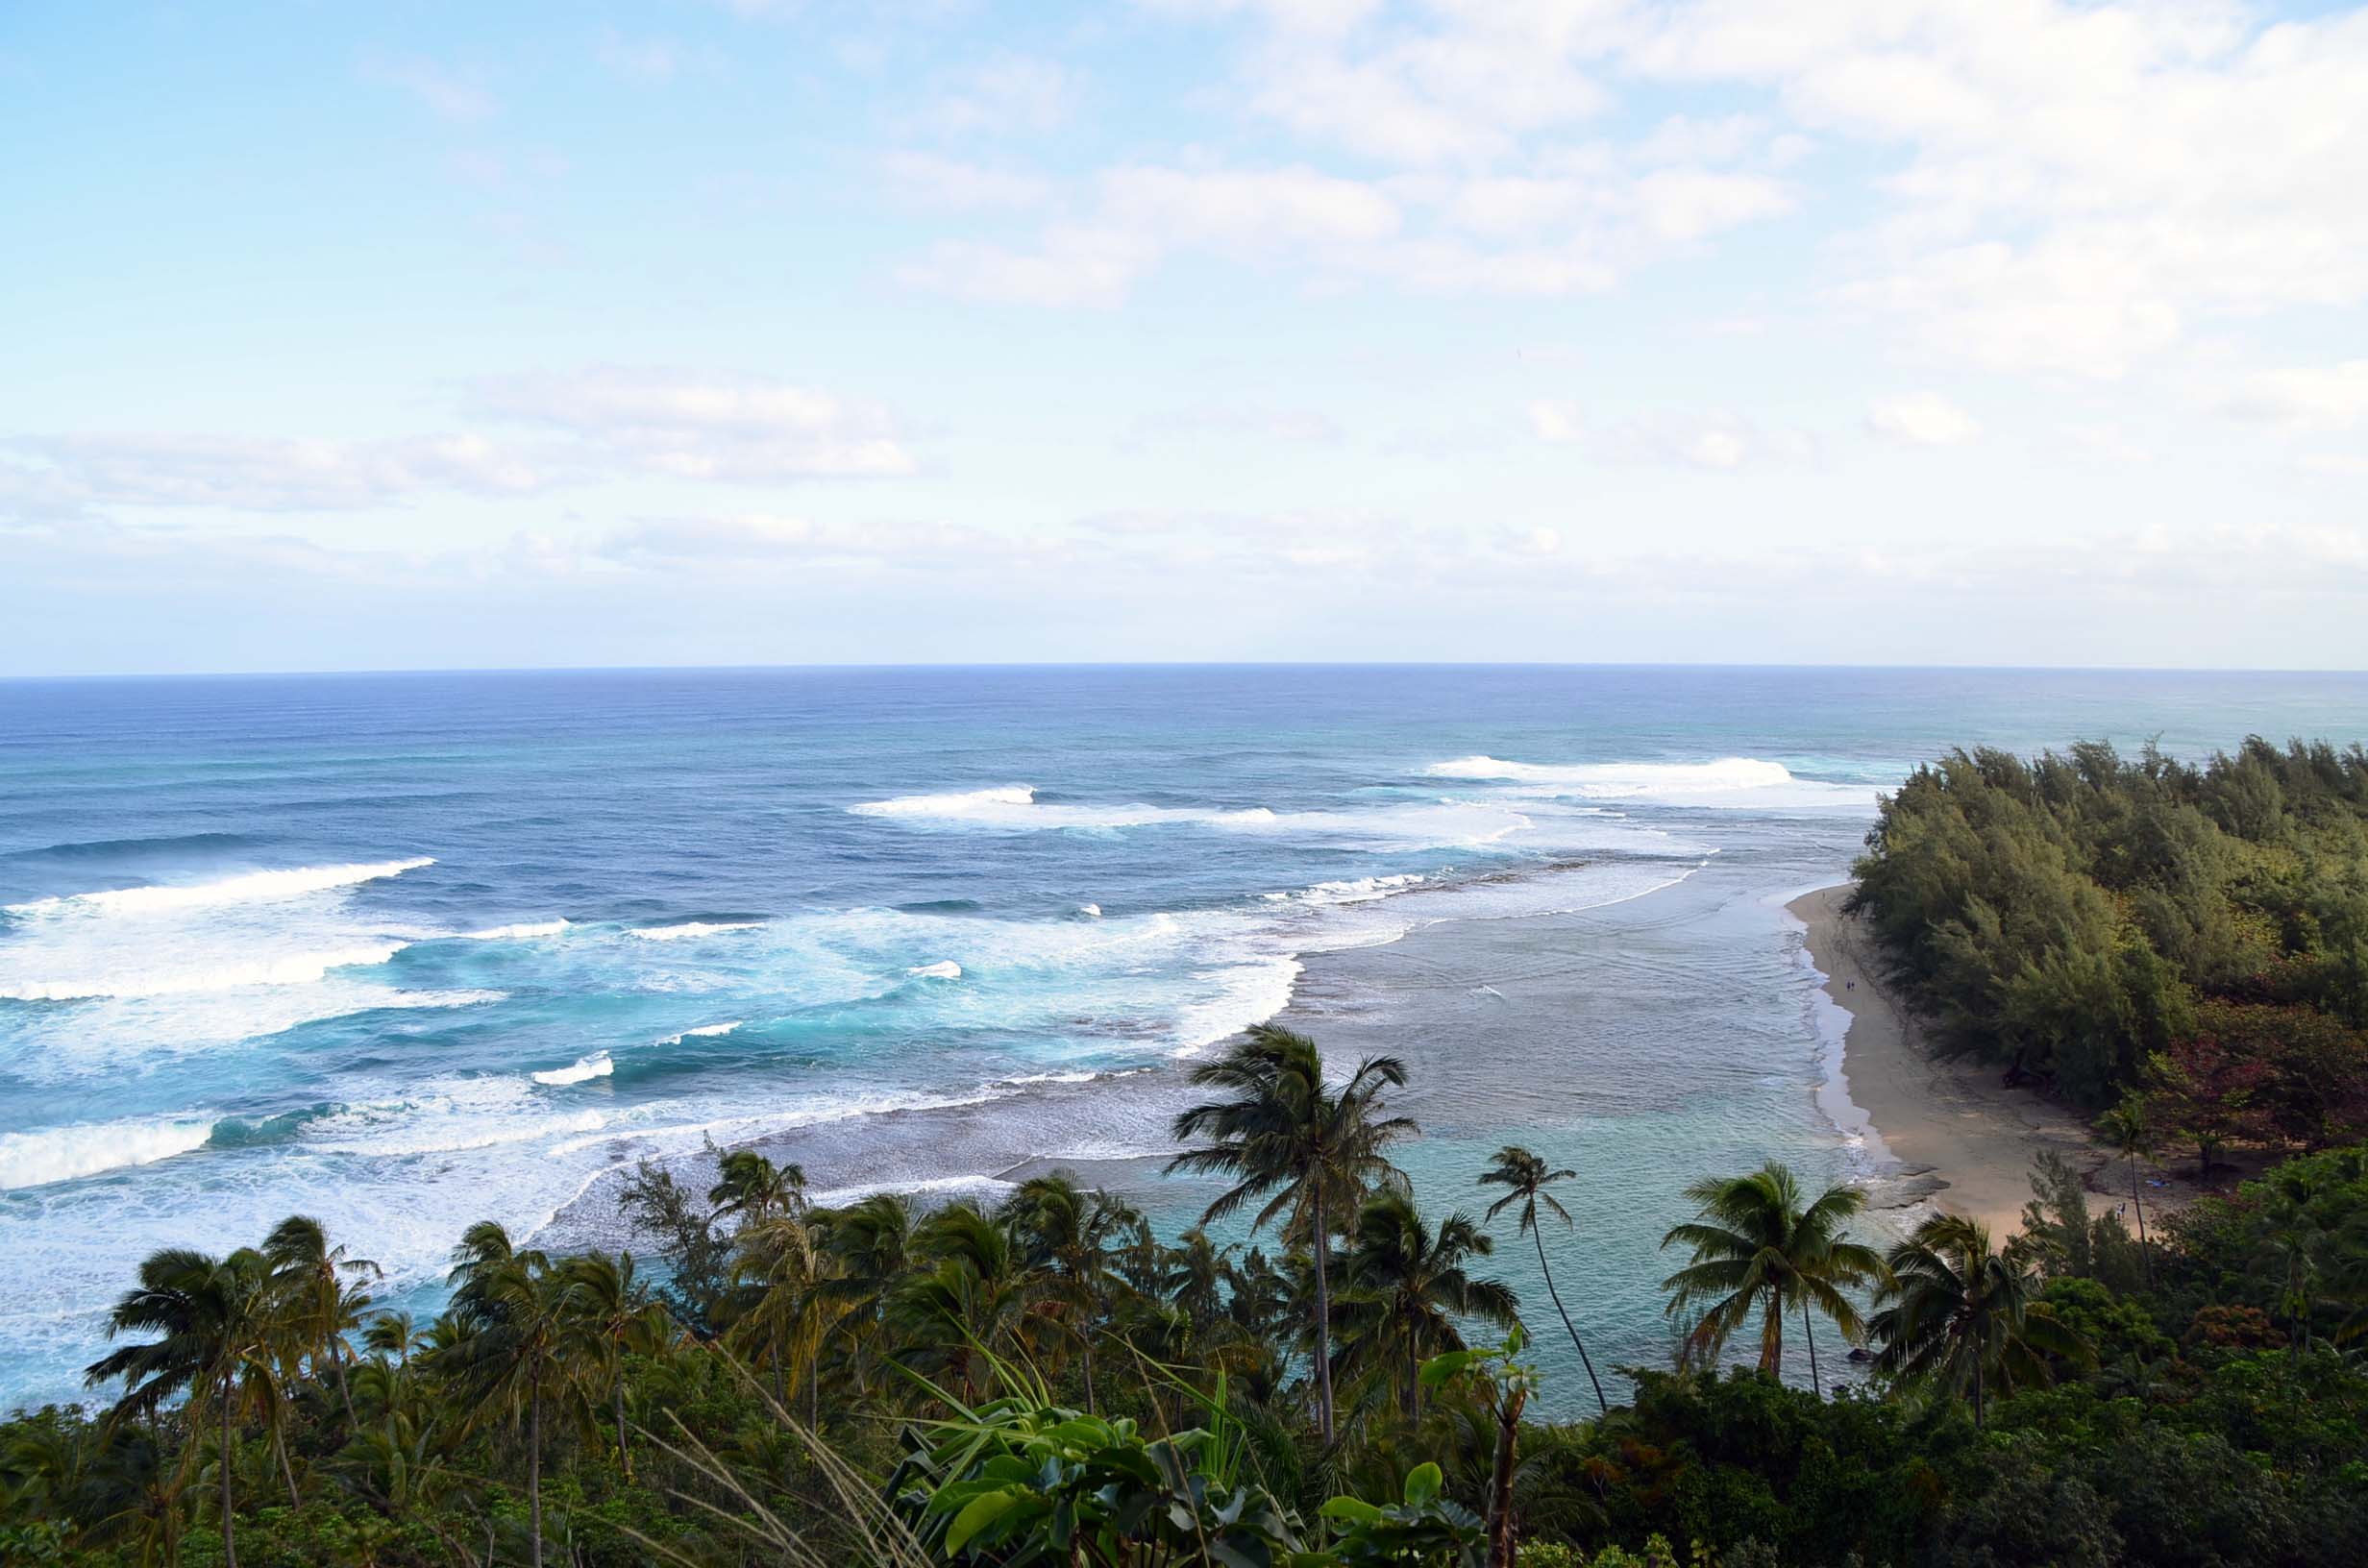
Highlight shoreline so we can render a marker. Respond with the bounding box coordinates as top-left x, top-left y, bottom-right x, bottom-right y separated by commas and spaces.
1790, 883, 2105, 1237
